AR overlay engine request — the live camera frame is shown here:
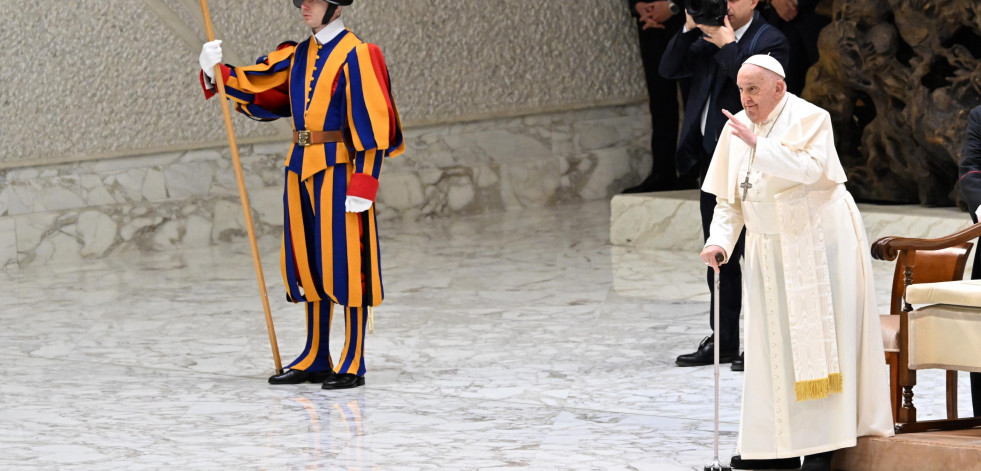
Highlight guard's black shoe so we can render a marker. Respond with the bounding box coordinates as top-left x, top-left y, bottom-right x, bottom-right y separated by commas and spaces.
730, 352, 744, 371
676, 336, 739, 367
268, 369, 335, 385
800, 451, 833, 471
729, 454, 800, 469
321, 373, 365, 390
